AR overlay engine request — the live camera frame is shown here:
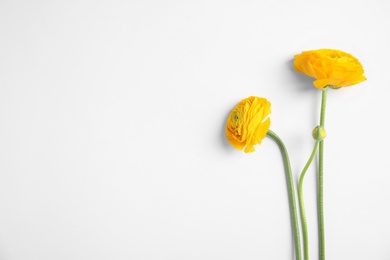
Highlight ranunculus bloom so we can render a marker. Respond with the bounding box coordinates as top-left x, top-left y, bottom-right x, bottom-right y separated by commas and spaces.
226, 96, 271, 153
294, 49, 367, 89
